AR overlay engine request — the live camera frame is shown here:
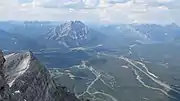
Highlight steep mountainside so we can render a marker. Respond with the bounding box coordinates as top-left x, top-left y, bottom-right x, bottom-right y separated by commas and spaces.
42, 21, 104, 48
0, 50, 80, 101
0, 30, 43, 51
